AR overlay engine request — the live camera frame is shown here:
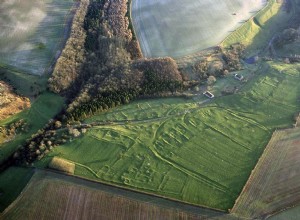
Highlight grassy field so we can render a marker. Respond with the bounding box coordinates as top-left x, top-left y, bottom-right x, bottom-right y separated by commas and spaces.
231, 127, 300, 219
0, 0, 75, 75
0, 66, 49, 97
1, 169, 236, 220
0, 92, 64, 164
36, 61, 300, 210
0, 167, 34, 212
221, 0, 298, 54
131, 0, 265, 58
